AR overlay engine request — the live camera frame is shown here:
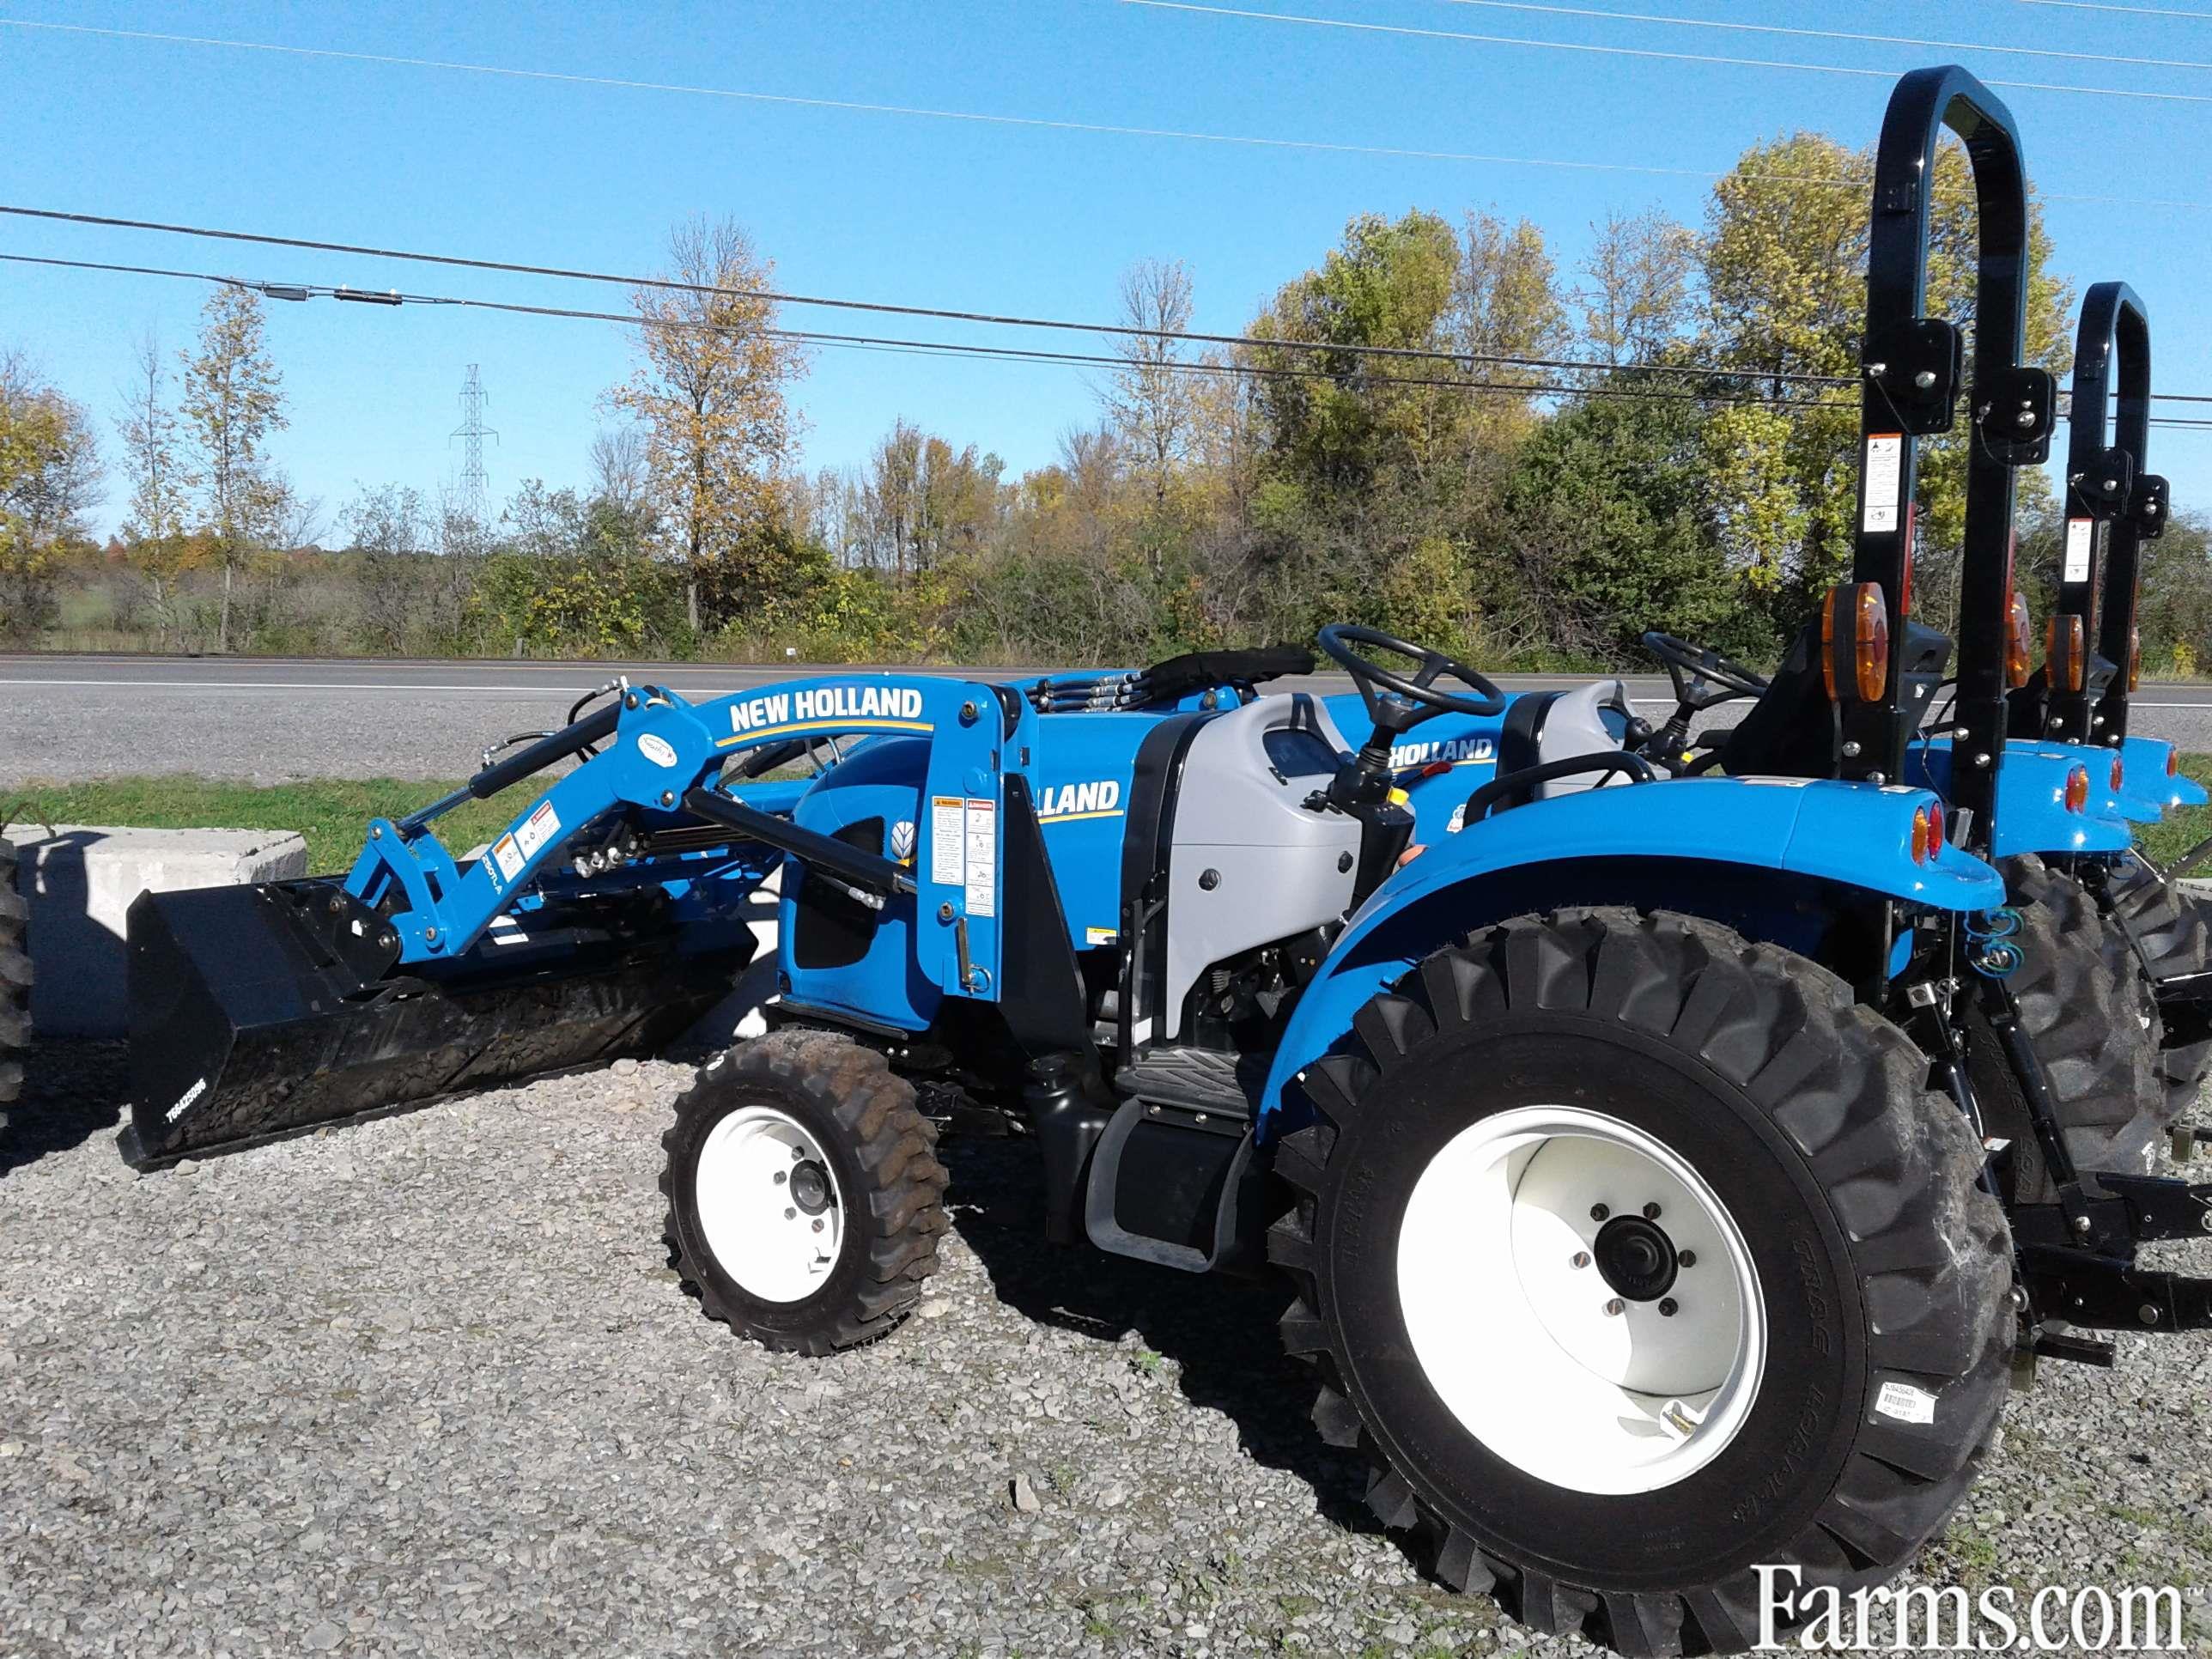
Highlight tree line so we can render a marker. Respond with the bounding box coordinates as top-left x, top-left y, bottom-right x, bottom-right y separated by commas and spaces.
3, 131, 2209, 673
